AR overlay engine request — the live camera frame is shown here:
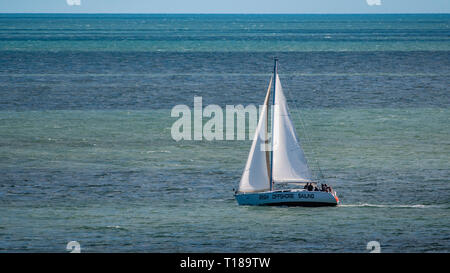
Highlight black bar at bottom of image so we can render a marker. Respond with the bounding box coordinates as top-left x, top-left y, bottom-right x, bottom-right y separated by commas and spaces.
0, 253, 445, 272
